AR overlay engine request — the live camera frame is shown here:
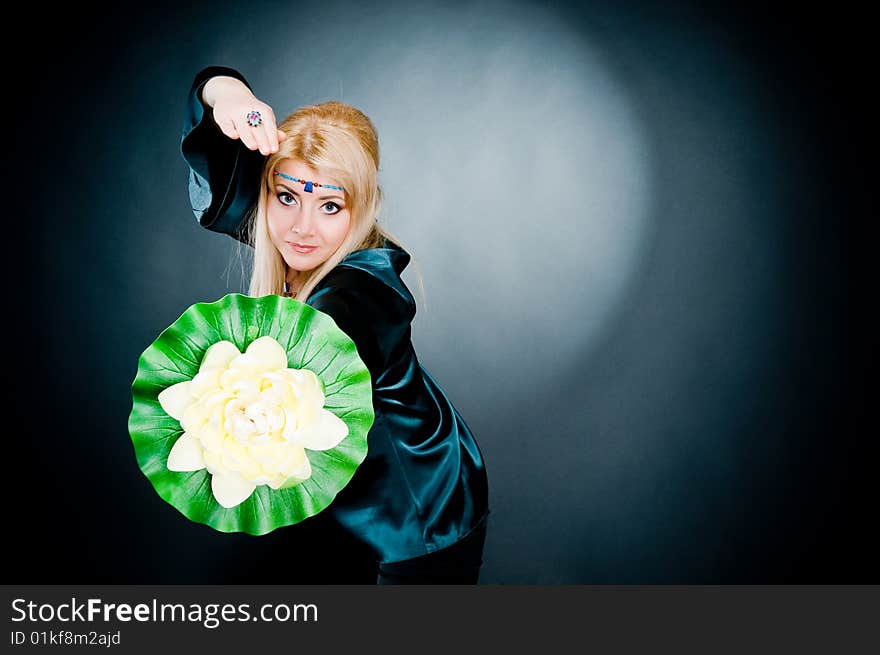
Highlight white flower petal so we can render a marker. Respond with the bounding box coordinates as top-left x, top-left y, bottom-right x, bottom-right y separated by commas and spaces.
230, 379, 260, 404
279, 456, 312, 489
279, 446, 308, 474
201, 389, 234, 411
245, 336, 289, 372
277, 476, 307, 490
203, 449, 221, 474
300, 409, 349, 451
221, 440, 251, 470
199, 340, 241, 372
158, 381, 193, 421
290, 452, 311, 478
248, 441, 283, 466
211, 472, 257, 508
180, 401, 209, 434
281, 408, 300, 442
220, 366, 249, 390
190, 369, 222, 399
167, 432, 206, 471
267, 475, 288, 490
299, 368, 323, 391
200, 423, 224, 453
297, 370, 326, 406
